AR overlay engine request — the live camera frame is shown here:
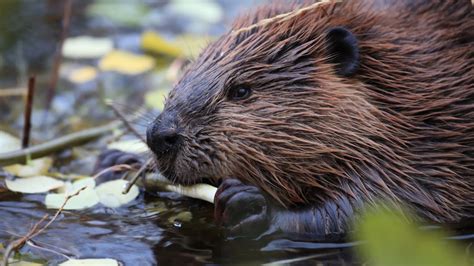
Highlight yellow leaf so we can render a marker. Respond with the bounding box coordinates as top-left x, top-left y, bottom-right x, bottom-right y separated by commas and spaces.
141, 31, 212, 59
5, 157, 53, 177
144, 88, 169, 111
69, 66, 98, 83
99, 50, 155, 75
141, 31, 183, 58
